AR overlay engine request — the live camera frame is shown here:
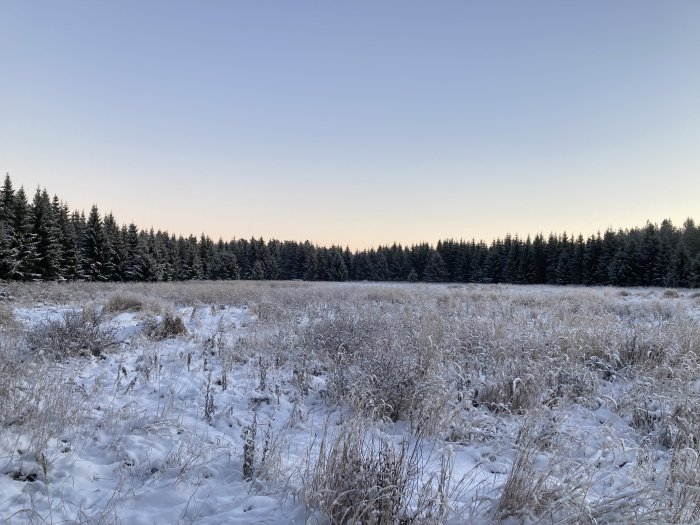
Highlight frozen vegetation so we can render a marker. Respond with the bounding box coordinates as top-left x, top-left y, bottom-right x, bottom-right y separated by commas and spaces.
1, 281, 700, 524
